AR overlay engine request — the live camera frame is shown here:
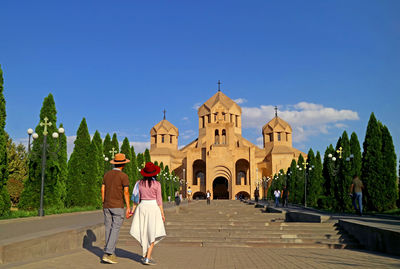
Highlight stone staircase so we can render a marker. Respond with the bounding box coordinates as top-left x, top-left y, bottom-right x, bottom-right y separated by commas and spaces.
119, 200, 361, 249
